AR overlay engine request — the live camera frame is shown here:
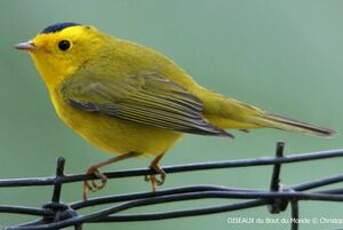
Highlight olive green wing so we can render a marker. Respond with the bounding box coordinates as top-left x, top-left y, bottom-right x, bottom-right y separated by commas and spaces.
60, 72, 233, 137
